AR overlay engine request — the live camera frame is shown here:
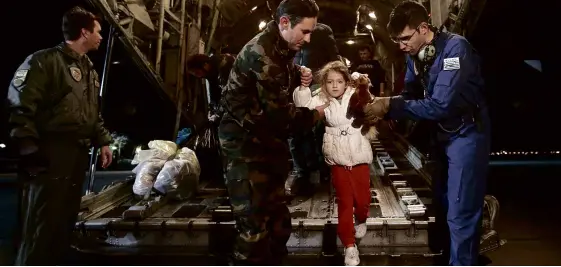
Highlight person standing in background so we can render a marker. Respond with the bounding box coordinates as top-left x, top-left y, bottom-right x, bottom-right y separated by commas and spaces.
186, 53, 236, 118
351, 46, 386, 96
